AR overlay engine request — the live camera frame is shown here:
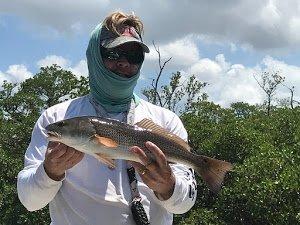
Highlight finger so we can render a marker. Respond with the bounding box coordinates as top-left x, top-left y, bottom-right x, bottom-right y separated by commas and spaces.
144, 160, 157, 171
58, 147, 76, 163
47, 143, 67, 160
51, 146, 74, 163
130, 146, 162, 179
129, 161, 148, 176
130, 161, 157, 182
134, 166, 157, 190
75, 152, 85, 163
47, 141, 60, 149
65, 151, 84, 169
139, 171, 156, 190
145, 142, 168, 169
129, 161, 144, 172
130, 146, 150, 166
